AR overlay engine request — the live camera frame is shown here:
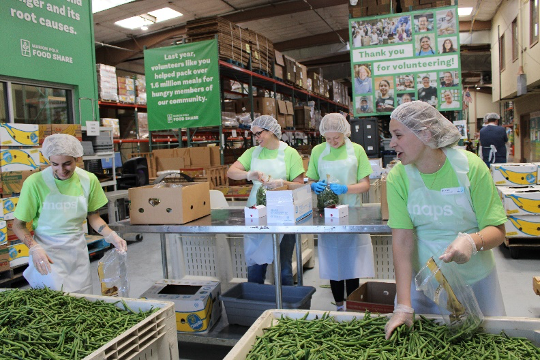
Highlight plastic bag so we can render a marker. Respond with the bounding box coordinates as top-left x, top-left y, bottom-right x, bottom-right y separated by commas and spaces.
98, 248, 129, 297
316, 174, 340, 211
415, 256, 483, 334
